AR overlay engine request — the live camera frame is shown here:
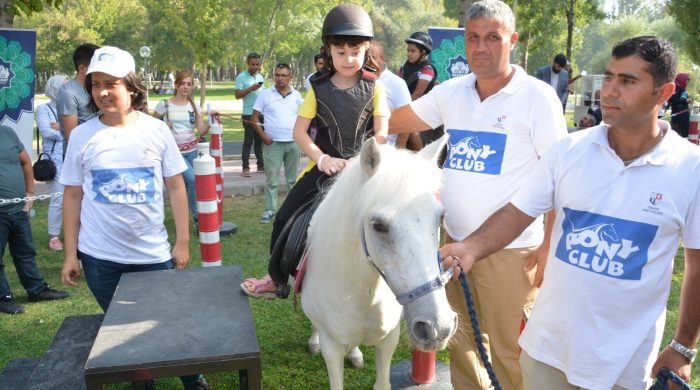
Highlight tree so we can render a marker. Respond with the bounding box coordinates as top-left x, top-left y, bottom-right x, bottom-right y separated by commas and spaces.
0, 0, 62, 27
667, 0, 700, 64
